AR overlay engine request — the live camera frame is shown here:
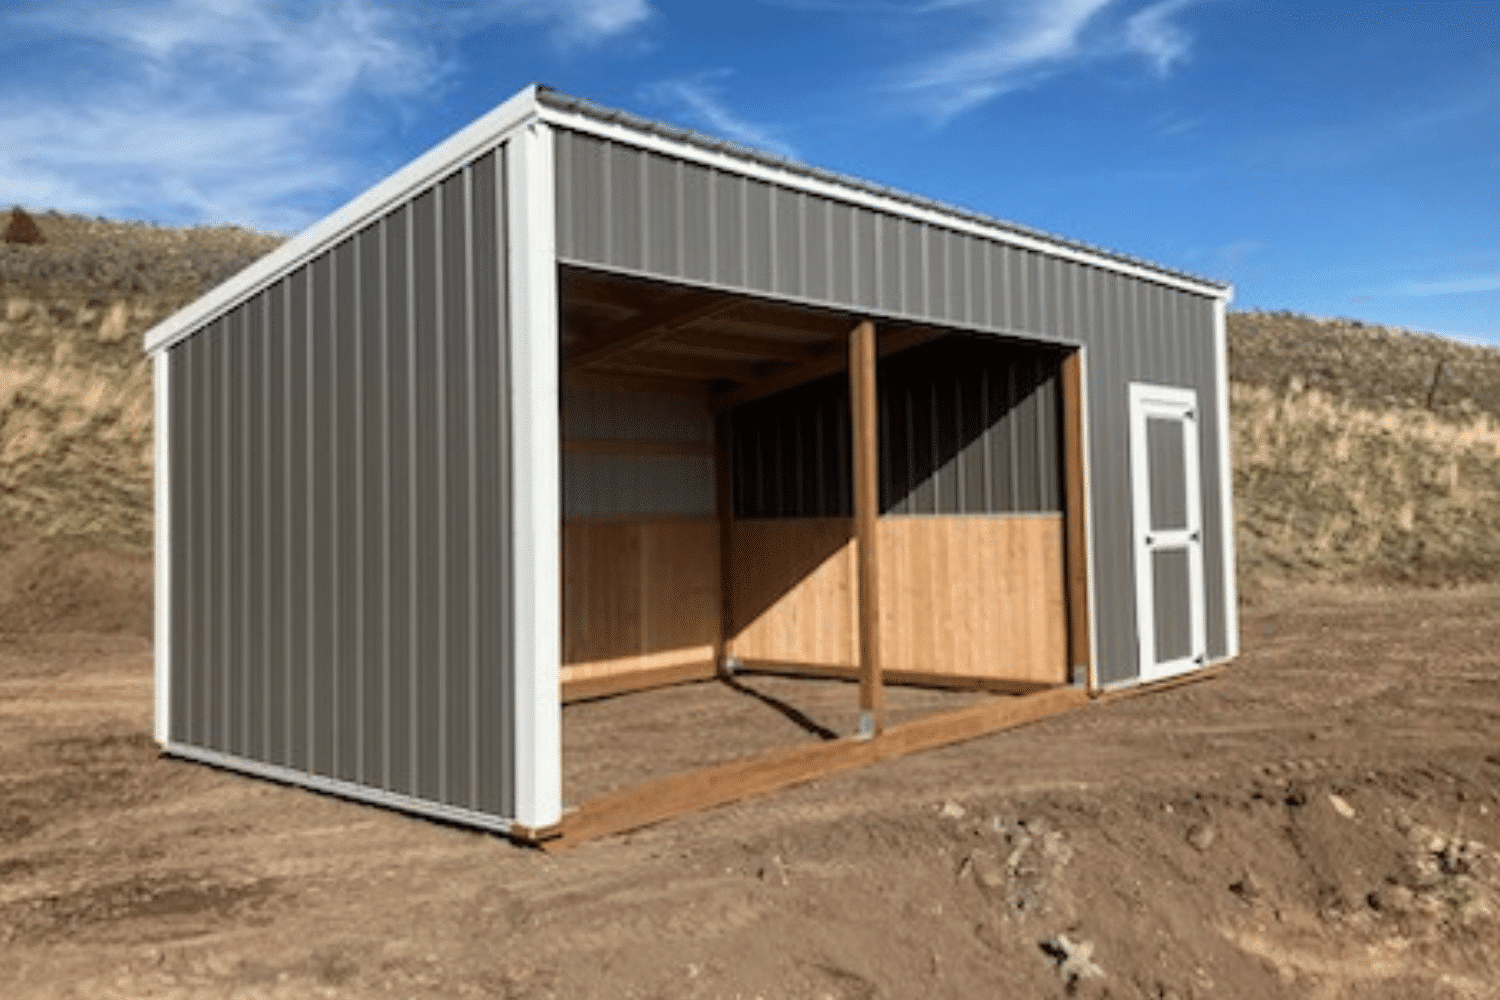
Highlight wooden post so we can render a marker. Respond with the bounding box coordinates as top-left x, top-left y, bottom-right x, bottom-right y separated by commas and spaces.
849, 319, 884, 736
1060, 349, 1095, 692
714, 411, 737, 673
